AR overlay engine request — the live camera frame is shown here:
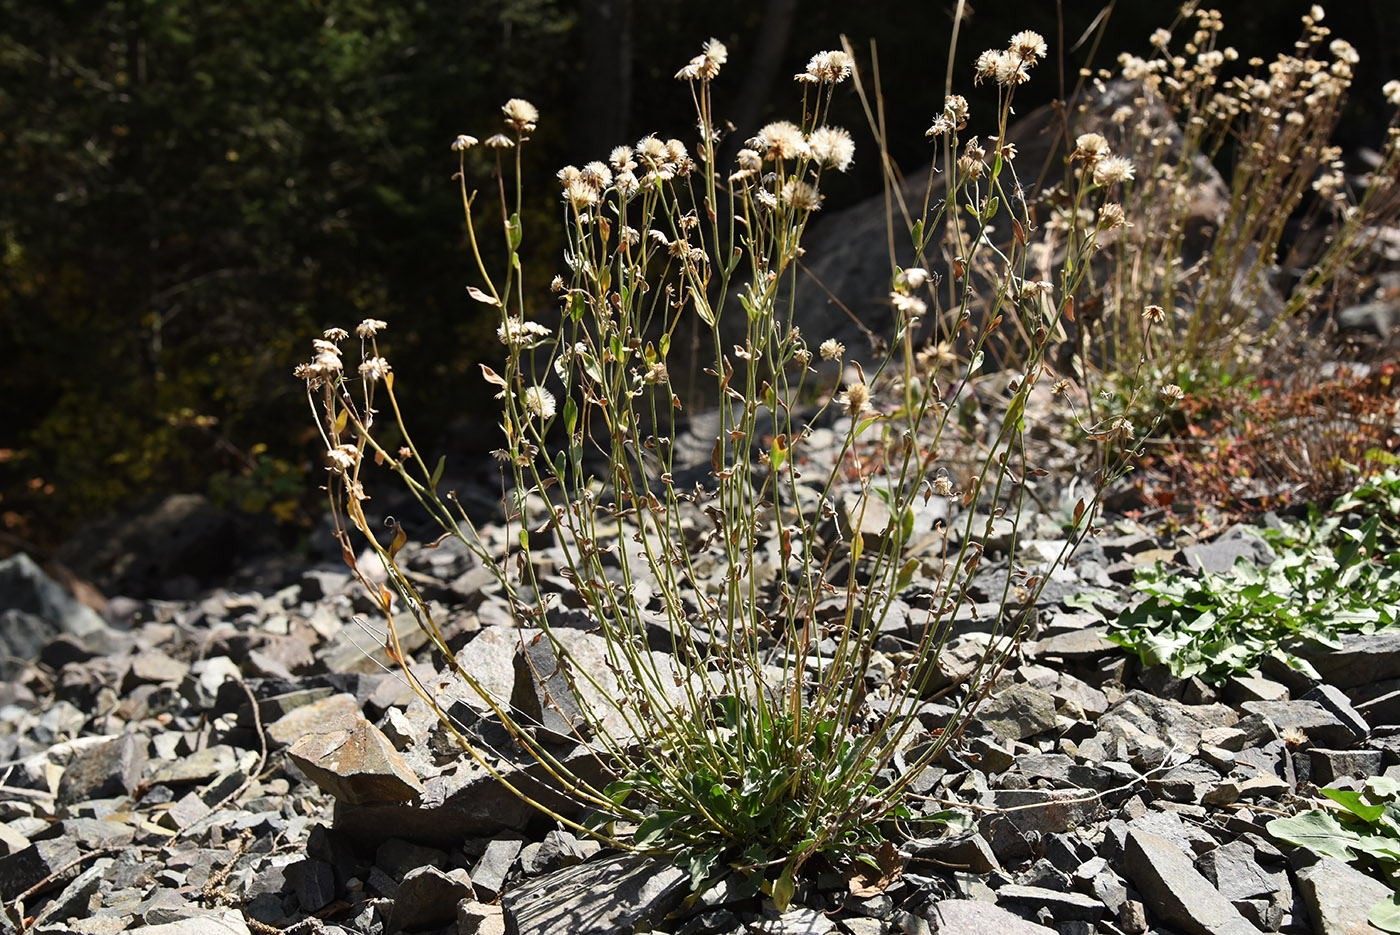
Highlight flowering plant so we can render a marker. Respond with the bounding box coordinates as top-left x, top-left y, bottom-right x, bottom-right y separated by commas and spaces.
301, 32, 1164, 904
